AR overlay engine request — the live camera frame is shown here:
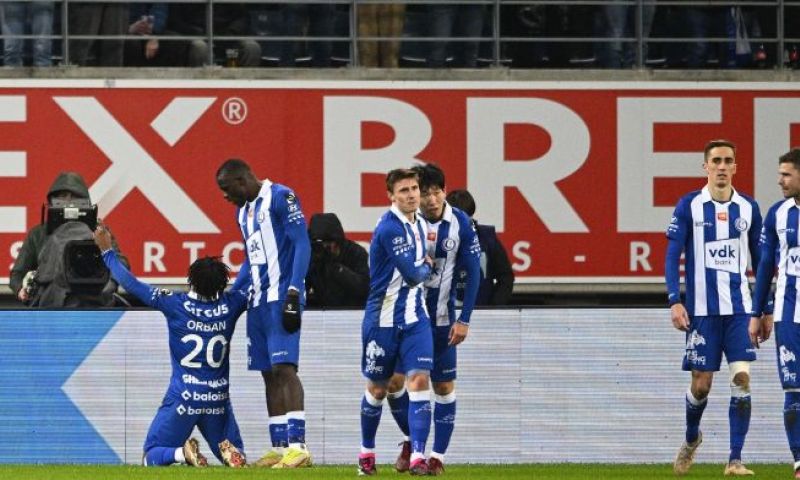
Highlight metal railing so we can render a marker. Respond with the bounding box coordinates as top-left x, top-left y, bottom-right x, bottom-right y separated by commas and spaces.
0, 0, 797, 68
